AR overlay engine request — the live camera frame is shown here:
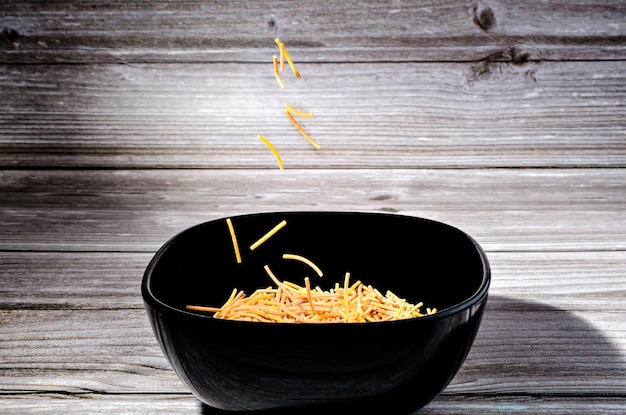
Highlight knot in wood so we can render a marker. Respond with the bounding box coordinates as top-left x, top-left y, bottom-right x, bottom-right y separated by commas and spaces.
2, 27, 20, 44
474, 6, 496, 31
